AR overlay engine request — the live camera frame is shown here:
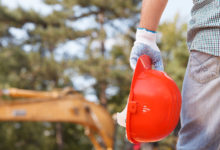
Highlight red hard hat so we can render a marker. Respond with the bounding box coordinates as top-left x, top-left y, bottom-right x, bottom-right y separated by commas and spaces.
126, 55, 181, 143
